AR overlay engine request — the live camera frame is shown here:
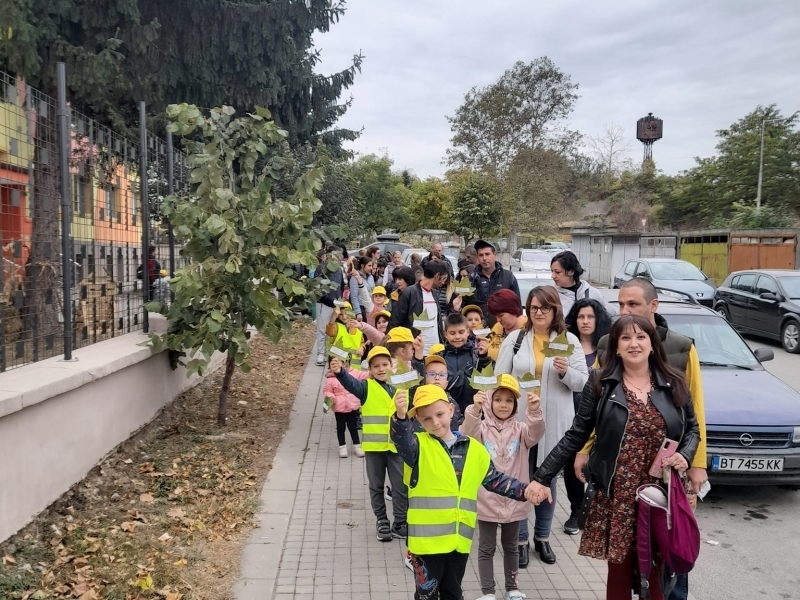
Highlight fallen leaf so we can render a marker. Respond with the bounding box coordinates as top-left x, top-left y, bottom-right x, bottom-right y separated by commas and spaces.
78, 591, 98, 600
72, 582, 90, 595
173, 558, 187, 567
196, 489, 211, 497
167, 508, 185, 519
158, 533, 172, 542
139, 463, 155, 474
140, 493, 155, 504
120, 521, 136, 533
3, 554, 16, 565
123, 458, 133, 464
137, 574, 153, 591
73, 556, 89, 566
166, 593, 183, 600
